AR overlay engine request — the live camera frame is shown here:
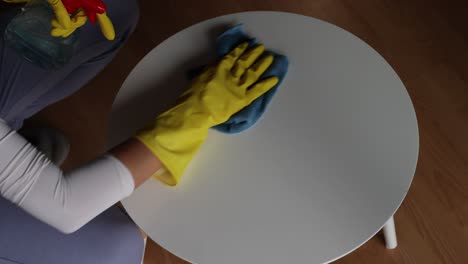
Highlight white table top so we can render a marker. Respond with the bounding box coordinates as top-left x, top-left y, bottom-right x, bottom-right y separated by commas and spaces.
108, 11, 419, 264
